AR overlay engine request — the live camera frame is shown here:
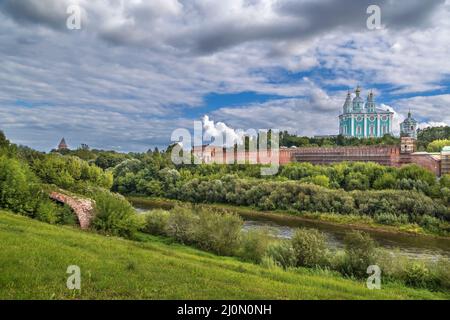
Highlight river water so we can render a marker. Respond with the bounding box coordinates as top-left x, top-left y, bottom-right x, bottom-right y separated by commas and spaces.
133, 201, 450, 261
